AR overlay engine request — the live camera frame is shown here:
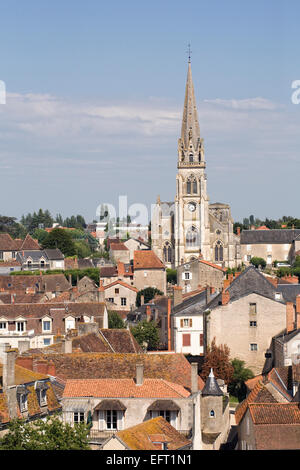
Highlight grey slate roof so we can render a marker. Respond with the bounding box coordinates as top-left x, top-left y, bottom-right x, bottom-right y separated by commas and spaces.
240, 229, 300, 244
276, 284, 300, 303
202, 370, 223, 396
43, 249, 64, 260
172, 289, 214, 317
205, 266, 283, 310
